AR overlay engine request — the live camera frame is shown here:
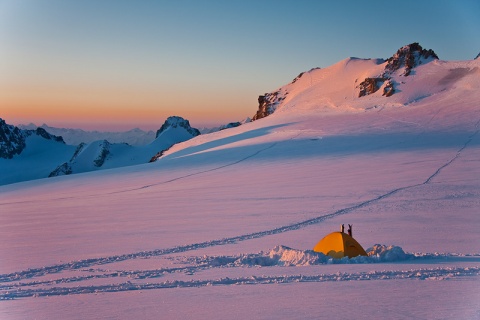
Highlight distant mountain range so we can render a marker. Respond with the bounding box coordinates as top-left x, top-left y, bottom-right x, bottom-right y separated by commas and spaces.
2, 42, 479, 185
0, 116, 201, 185
17, 121, 252, 145
17, 124, 156, 146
